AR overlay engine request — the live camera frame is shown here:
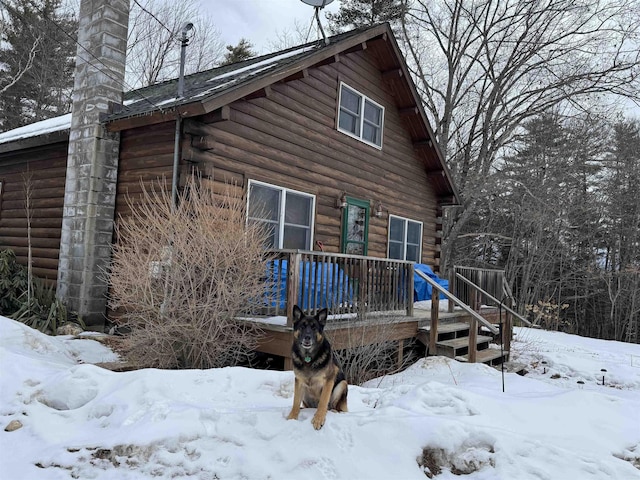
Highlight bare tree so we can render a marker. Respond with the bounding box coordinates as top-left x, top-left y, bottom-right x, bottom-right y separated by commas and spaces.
399, 0, 640, 274
267, 20, 312, 51
126, 0, 225, 88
